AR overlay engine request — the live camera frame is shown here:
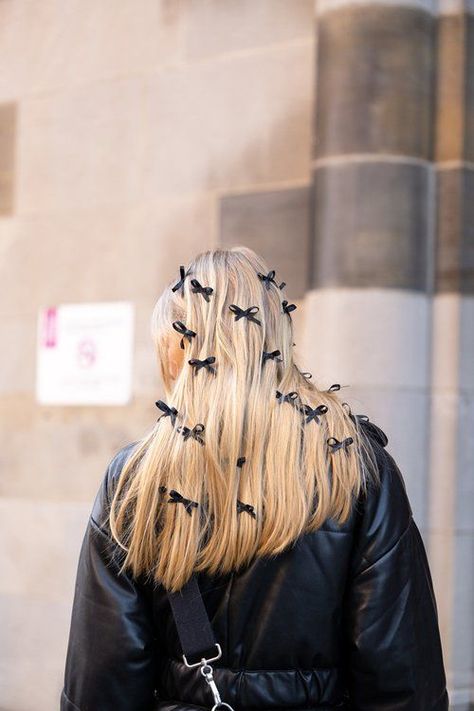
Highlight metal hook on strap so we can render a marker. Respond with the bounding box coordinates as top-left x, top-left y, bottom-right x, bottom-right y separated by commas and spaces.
182, 643, 235, 711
